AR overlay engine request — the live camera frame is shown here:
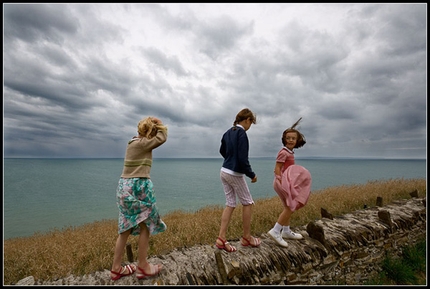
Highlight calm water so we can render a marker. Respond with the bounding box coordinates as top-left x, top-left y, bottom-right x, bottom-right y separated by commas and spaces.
3, 157, 426, 240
